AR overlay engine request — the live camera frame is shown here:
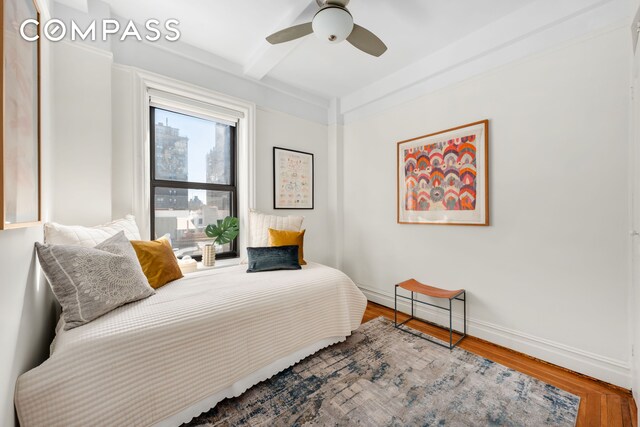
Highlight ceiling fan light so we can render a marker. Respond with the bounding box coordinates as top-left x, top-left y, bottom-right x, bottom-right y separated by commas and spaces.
312, 7, 354, 43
